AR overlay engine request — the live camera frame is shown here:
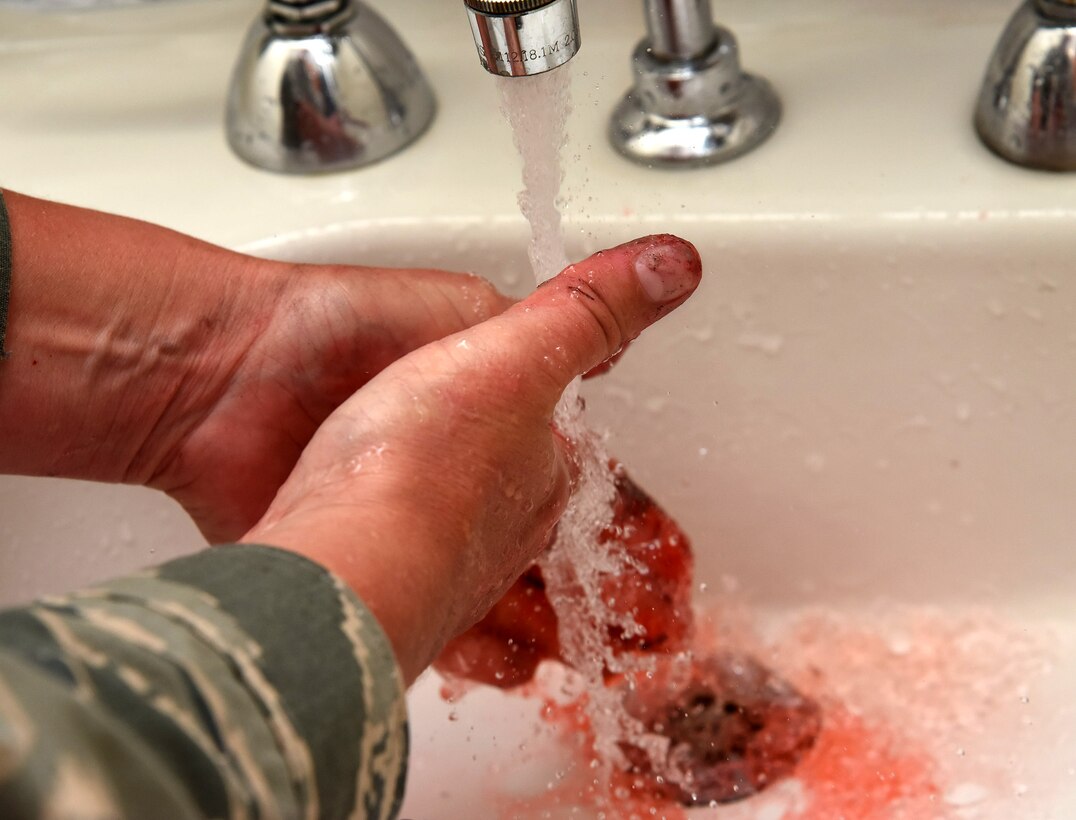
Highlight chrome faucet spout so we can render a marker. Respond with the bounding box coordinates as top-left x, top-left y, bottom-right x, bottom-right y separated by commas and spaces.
463, 0, 581, 77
